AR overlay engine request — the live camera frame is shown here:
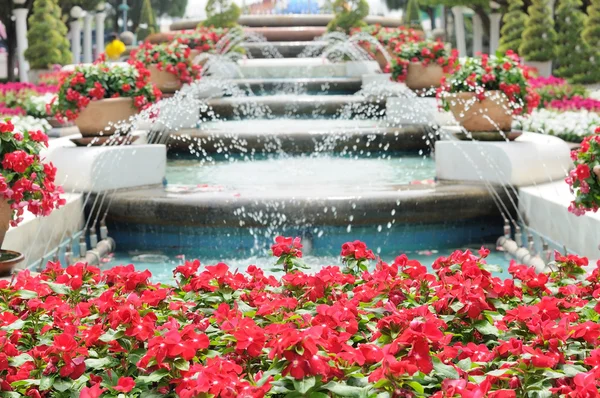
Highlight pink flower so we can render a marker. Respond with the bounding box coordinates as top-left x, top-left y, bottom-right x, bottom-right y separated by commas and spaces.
114, 376, 135, 393
2, 150, 35, 173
